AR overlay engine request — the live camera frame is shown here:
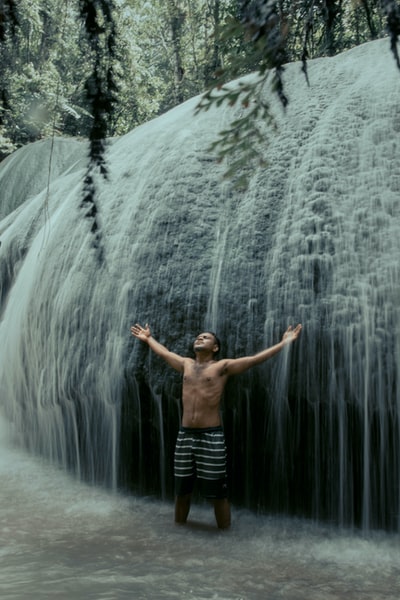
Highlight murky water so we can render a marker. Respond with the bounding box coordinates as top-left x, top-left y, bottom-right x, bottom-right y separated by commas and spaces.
0, 419, 399, 600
